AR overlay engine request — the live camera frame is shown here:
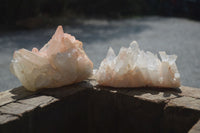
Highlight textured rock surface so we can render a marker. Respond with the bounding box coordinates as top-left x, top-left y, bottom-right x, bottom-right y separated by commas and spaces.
162, 96, 200, 133
0, 86, 34, 106
10, 26, 93, 91
95, 41, 180, 88
0, 80, 200, 133
189, 120, 200, 133
179, 86, 200, 98
0, 81, 90, 133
